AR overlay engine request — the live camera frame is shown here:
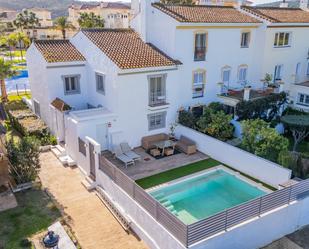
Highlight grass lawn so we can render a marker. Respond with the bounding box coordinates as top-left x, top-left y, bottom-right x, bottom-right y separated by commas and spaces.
136, 158, 220, 189
0, 188, 61, 249
8, 93, 31, 102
